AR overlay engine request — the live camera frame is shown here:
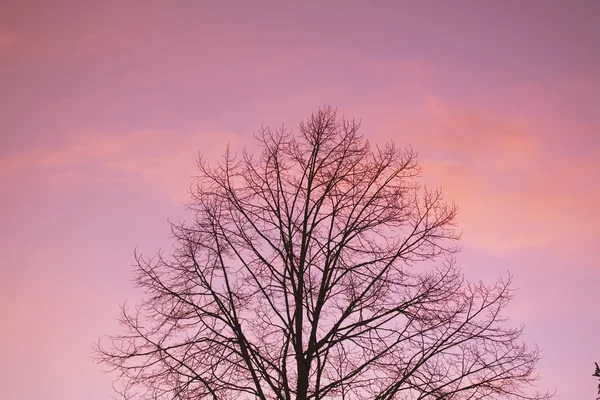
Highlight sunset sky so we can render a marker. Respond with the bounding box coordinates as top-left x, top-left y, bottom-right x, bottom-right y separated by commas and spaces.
1, 1, 599, 399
